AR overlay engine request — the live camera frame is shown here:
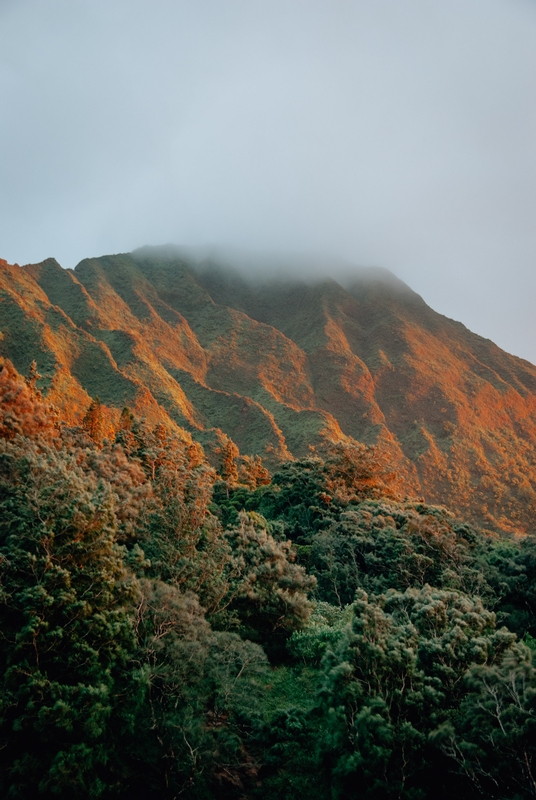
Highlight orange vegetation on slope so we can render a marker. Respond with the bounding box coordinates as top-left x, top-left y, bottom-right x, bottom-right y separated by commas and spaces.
1, 249, 535, 533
